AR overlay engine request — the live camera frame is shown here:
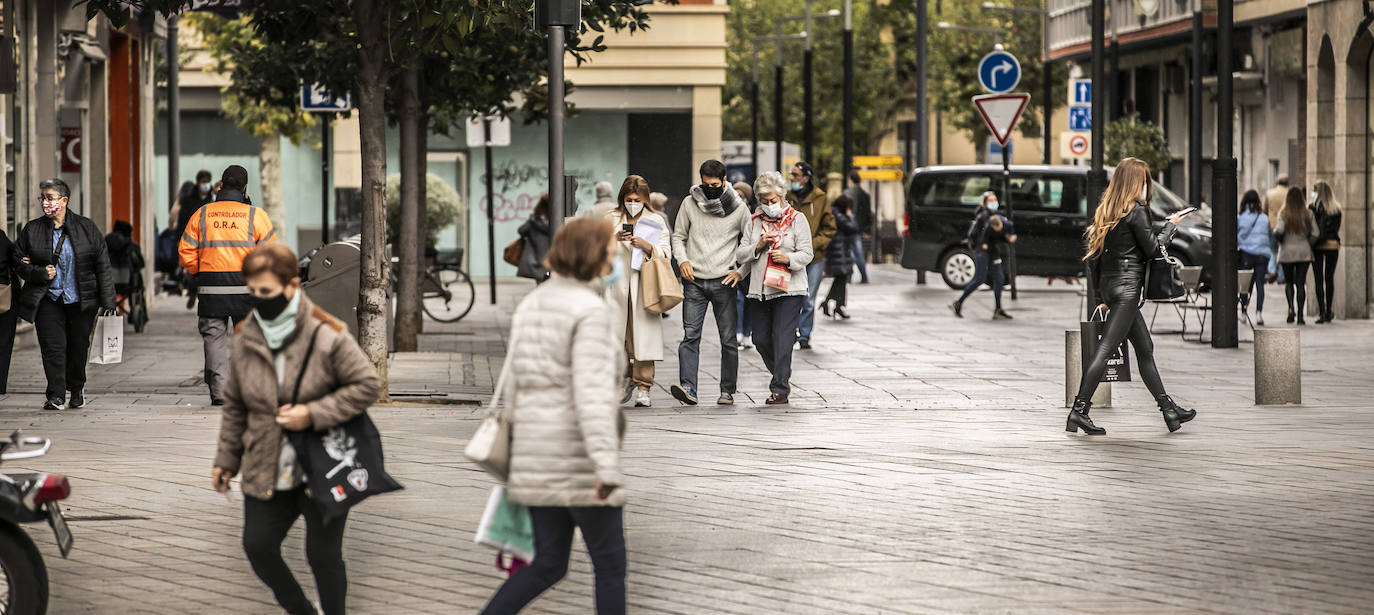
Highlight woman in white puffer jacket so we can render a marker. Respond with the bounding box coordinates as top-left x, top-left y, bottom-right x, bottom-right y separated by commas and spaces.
481, 217, 628, 615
